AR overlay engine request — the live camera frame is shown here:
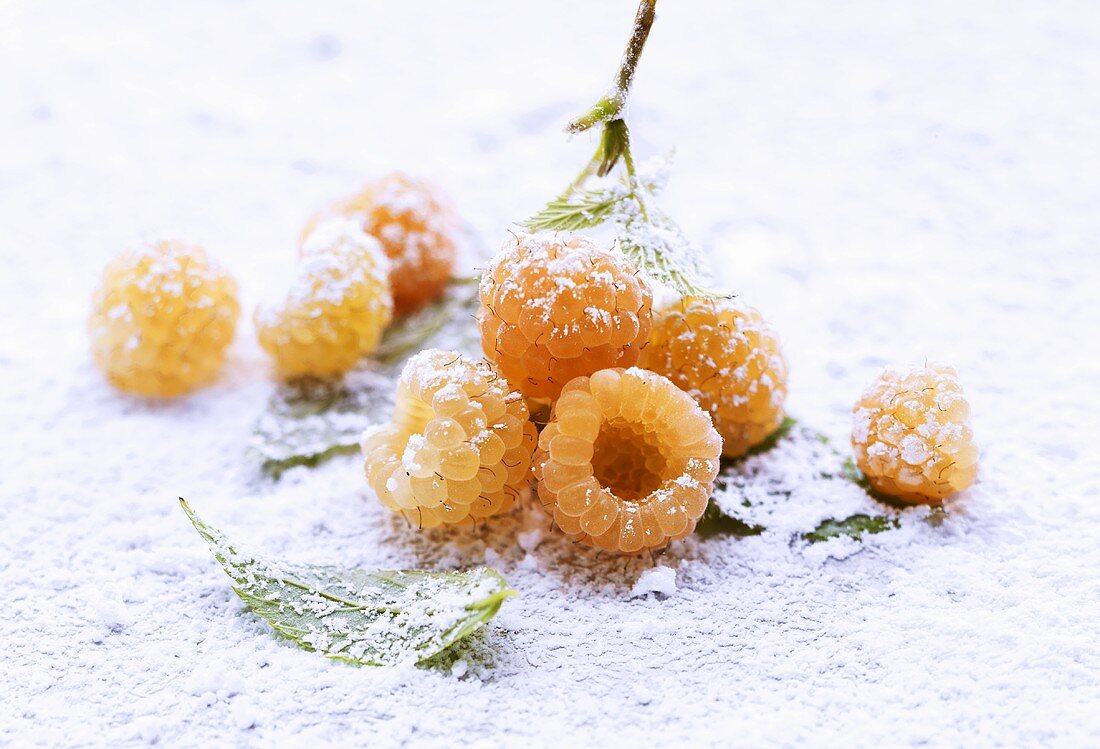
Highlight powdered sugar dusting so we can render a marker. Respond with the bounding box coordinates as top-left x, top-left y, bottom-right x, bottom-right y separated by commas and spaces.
3, 1, 1098, 747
